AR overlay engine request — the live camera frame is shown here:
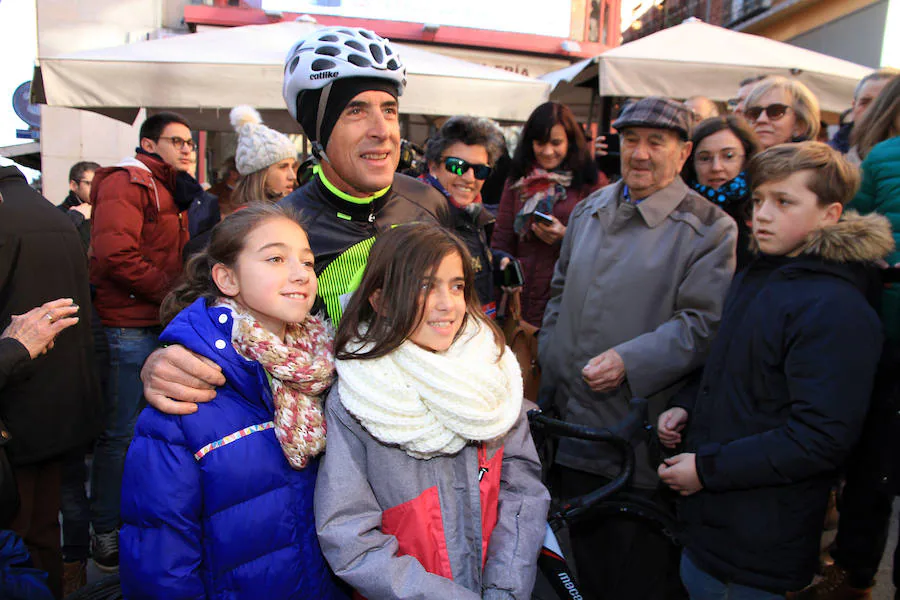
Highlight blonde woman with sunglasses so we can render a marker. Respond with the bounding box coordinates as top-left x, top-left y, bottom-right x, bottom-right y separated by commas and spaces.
743, 76, 821, 149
